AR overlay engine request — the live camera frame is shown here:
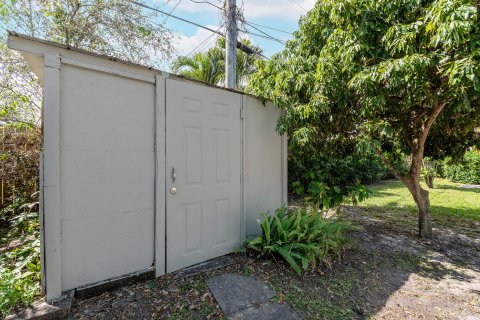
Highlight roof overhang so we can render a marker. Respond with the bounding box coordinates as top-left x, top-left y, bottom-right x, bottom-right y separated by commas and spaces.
6, 31, 263, 99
